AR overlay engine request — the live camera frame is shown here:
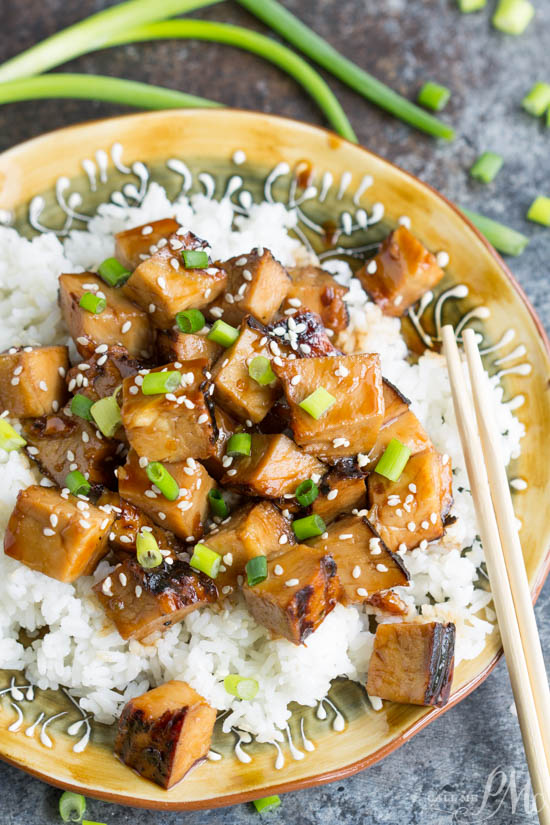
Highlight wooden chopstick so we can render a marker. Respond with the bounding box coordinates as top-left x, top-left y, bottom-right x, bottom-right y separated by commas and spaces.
442, 325, 550, 825
462, 327, 550, 764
